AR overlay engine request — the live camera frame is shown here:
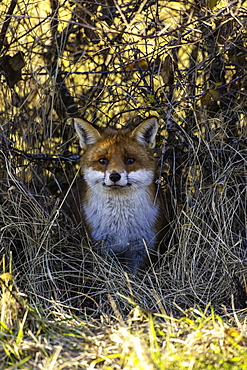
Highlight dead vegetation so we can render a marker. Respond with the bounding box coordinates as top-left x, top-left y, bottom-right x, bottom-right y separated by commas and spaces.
0, 0, 246, 322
